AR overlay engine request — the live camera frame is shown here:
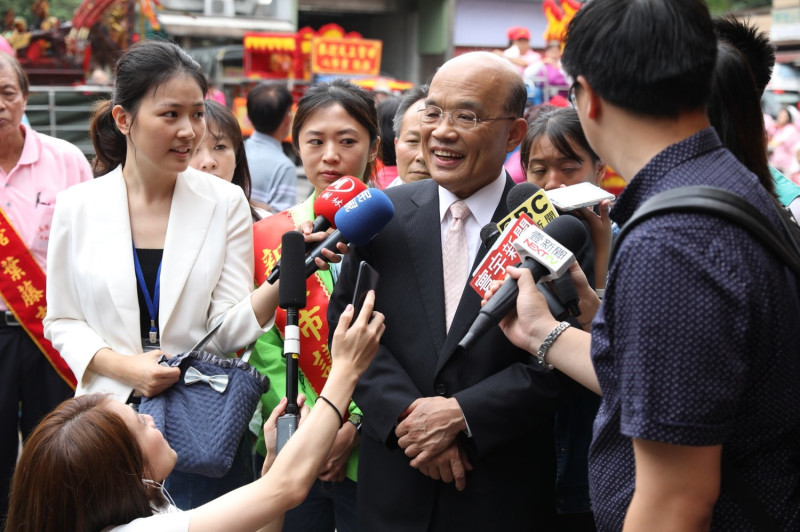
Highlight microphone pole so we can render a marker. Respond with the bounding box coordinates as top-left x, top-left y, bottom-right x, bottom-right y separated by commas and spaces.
276, 231, 306, 453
